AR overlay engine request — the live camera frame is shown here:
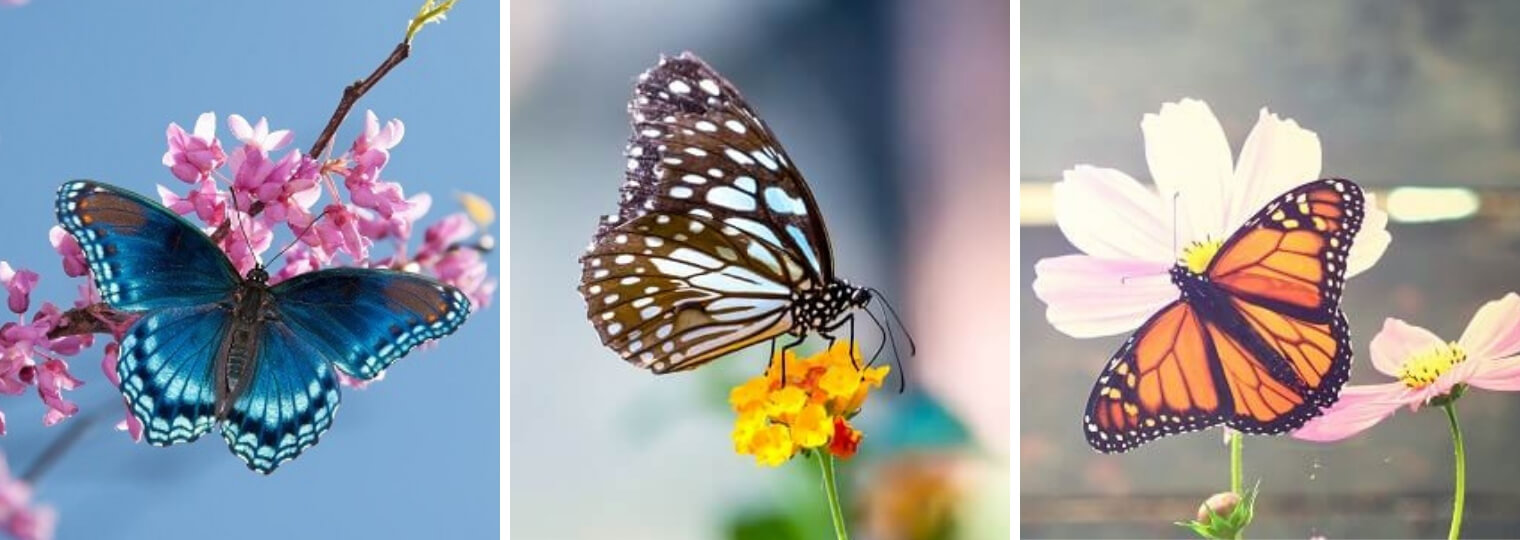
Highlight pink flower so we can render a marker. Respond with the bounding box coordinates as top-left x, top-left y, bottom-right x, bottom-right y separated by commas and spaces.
34, 358, 81, 427
0, 263, 38, 315
46, 228, 85, 278
217, 209, 273, 275
0, 450, 57, 540
271, 245, 322, 285
344, 111, 409, 217
357, 193, 431, 244
227, 114, 293, 153
349, 110, 404, 175
306, 203, 370, 262
157, 178, 226, 226
229, 147, 302, 207
1295, 293, 1520, 442
162, 112, 225, 184
1031, 99, 1392, 338
98, 342, 142, 442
